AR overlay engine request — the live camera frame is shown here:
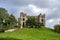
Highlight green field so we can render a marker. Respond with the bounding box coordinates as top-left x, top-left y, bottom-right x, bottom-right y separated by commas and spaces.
0, 28, 60, 40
